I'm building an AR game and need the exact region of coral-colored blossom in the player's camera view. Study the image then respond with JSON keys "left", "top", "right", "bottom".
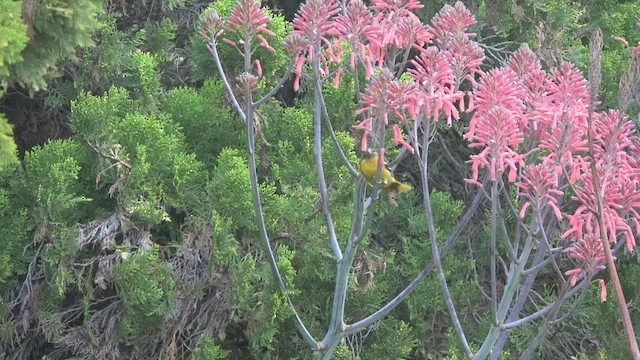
{"left": 517, "top": 165, "right": 563, "bottom": 220}
{"left": 200, "top": 0, "right": 274, "bottom": 82}
{"left": 467, "top": 106, "right": 525, "bottom": 183}
{"left": 352, "top": 1, "right": 479, "bottom": 158}
{"left": 225, "top": 0, "right": 275, "bottom": 53}
{"left": 599, "top": 279, "right": 607, "bottom": 302}
{"left": 356, "top": 70, "right": 394, "bottom": 149}
{"left": 465, "top": 68, "right": 526, "bottom": 184}
{"left": 506, "top": 45, "right": 549, "bottom": 135}
{"left": 428, "top": 1, "right": 476, "bottom": 47}
{"left": 564, "top": 110, "right": 640, "bottom": 252}
{"left": 408, "top": 47, "right": 465, "bottom": 126}
{"left": 391, "top": 124, "right": 414, "bottom": 152}
{"left": 536, "top": 63, "right": 590, "bottom": 176}
{"left": 352, "top": 118, "right": 372, "bottom": 151}
{"left": 288, "top": 0, "right": 341, "bottom": 90}
{"left": 370, "top": 0, "right": 426, "bottom": 55}
{"left": 355, "top": 69, "right": 419, "bottom": 150}
{"left": 443, "top": 33, "right": 485, "bottom": 82}
{"left": 563, "top": 234, "right": 609, "bottom": 286}
{"left": 465, "top": 68, "right": 526, "bottom": 141}
{"left": 564, "top": 268, "right": 582, "bottom": 287}
{"left": 333, "top": 0, "right": 382, "bottom": 75}
{"left": 507, "top": 44, "right": 541, "bottom": 78}
{"left": 611, "top": 35, "right": 629, "bottom": 47}
{"left": 200, "top": 8, "right": 225, "bottom": 42}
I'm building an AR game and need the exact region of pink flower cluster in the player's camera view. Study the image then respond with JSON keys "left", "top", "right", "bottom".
{"left": 286, "top": 0, "right": 342, "bottom": 90}
{"left": 199, "top": 0, "right": 276, "bottom": 83}
{"left": 464, "top": 43, "right": 640, "bottom": 290}
{"left": 465, "top": 67, "right": 526, "bottom": 185}
{"left": 564, "top": 234, "right": 609, "bottom": 301}
{"left": 353, "top": 70, "right": 416, "bottom": 152}
{"left": 465, "top": 46, "right": 593, "bottom": 189}
{"left": 563, "top": 111, "right": 640, "bottom": 252}
{"left": 346, "top": 1, "right": 483, "bottom": 152}
{"left": 517, "top": 164, "right": 563, "bottom": 220}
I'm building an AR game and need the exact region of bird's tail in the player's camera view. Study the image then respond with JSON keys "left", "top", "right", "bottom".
{"left": 386, "top": 180, "right": 412, "bottom": 193}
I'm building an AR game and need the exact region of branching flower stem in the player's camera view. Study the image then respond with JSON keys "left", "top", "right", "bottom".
{"left": 253, "top": 59, "right": 296, "bottom": 106}
{"left": 520, "top": 281, "right": 572, "bottom": 359}
{"left": 490, "top": 181, "right": 499, "bottom": 325}
{"left": 420, "top": 120, "right": 472, "bottom": 358}
{"left": 345, "top": 173, "right": 489, "bottom": 335}
{"left": 207, "top": 29, "right": 318, "bottom": 349}
{"left": 474, "top": 197, "right": 537, "bottom": 359}
{"left": 490, "top": 210, "right": 562, "bottom": 359}
{"left": 489, "top": 180, "right": 567, "bottom": 358}
{"left": 208, "top": 39, "right": 246, "bottom": 122}
{"left": 245, "top": 68, "right": 318, "bottom": 350}
{"left": 319, "top": 90, "right": 358, "bottom": 176}
{"left": 535, "top": 211, "right": 565, "bottom": 280}
{"left": 312, "top": 43, "right": 343, "bottom": 262}
{"left": 317, "top": 176, "right": 376, "bottom": 359}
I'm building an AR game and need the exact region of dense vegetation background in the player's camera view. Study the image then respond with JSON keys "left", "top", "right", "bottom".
{"left": 0, "top": 0, "right": 639, "bottom": 359}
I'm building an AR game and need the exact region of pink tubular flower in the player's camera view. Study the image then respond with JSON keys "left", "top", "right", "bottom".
{"left": 354, "top": 69, "right": 417, "bottom": 150}
{"left": 502, "top": 44, "right": 547, "bottom": 137}
{"left": 352, "top": 118, "right": 372, "bottom": 151}
{"left": 395, "top": 15, "right": 433, "bottom": 52}
{"left": 370, "top": 0, "right": 424, "bottom": 48}
{"left": 428, "top": 1, "right": 477, "bottom": 48}
{"left": 200, "top": 8, "right": 225, "bottom": 43}
{"left": 378, "top": 147, "right": 386, "bottom": 169}
{"left": 423, "top": 2, "right": 483, "bottom": 87}
{"left": 370, "top": 0, "right": 423, "bottom": 12}
{"left": 288, "top": 0, "right": 341, "bottom": 90}
{"left": 563, "top": 234, "right": 608, "bottom": 285}
{"left": 507, "top": 44, "right": 541, "bottom": 78}
{"left": 409, "top": 47, "right": 455, "bottom": 94}
{"left": 357, "top": 69, "right": 395, "bottom": 121}
{"left": 291, "top": 0, "right": 340, "bottom": 41}
{"left": 387, "top": 80, "right": 417, "bottom": 124}
{"left": 569, "top": 174, "right": 634, "bottom": 247}
{"left": 592, "top": 110, "right": 637, "bottom": 166}
{"left": 599, "top": 279, "right": 607, "bottom": 302}
{"left": 355, "top": 70, "right": 394, "bottom": 149}
{"left": 408, "top": 47, "right": 466, "bottom": 126}
{"left": 564, "top": 268, "right": 582, "bottom": 287}
{"left": 443, "top": 33, "right": 485, "bottom": 82}
{"left": 611, "top": 35, "right": 629, "bottom": 47}
{"left": 391, "top": 124, "right": 414, "bottom": 152}
{"left": 333, "top": 0, "right": 382, "bottom": 75}
{"left": 467, "top": 106, "right": 525, "bottom": 183}
{"left": 465, "top": 68, "right": 526, "bottom": 141}
{"left": 363, "top": 0, "right": 431, "bottom": 67}
{"left": 517, "top": 164, "right": 563, "bottom": 220}
{"left": 564, "top": 110, "right": 640, "bottom": 252}
{"left": 537, "top": 63, "right": 590, "bottom": 172}
{"left": 200, "top": 1, "right": 275, "bottom": 82}
{"left": 225, "top": 0, "right": 275, "bottom": 52}
{"left": 464, "top": 67, "right": 527, "bottom": 185}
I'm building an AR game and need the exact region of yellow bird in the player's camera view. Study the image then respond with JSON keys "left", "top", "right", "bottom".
{"left": 359, "top": 150, "right": 412, "bottom": 194}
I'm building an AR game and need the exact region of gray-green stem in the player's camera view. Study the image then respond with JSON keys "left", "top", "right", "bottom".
{"left": 420, "top": 120, "right": 472, "bottom": 357}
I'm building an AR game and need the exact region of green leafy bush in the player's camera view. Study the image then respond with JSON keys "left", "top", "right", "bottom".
{"left": 114, "top": 246, "right": 176, "bottom": 346}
